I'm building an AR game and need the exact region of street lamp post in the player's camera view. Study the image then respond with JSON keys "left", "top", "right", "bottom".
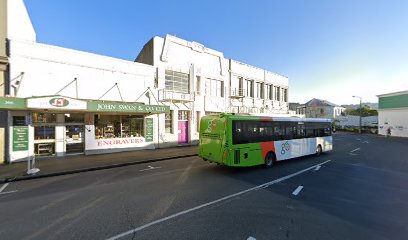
{"left": 352, "top": 95, "right": 362, "bottom": 134}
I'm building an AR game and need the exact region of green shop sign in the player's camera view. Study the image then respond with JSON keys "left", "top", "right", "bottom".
{"left": 145, "top": 118, "right": 154, "bottom": 142}
{"left": 88, "top": 101, "right": 170, "bottom": 113}
{"left": 0, "top": 97, "right": 26, "bottom": 109}
{"left": 13, "top": 126, "right": 29, "bottom": 151}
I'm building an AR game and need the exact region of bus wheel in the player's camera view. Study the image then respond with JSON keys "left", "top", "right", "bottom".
{"left": 265, "top": 152, "right": 275, "bottom": 168}
{"left": 316, "top": 145, "right": 322, "bottom": 156}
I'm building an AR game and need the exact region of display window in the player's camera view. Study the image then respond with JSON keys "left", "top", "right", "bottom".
{"left": 34, "top": 126, "right": 55, "bottom": 140}
{"left": 32, "top": 113, "right": 57, "bottom": 123}
{"left": 94, "top": 115, "right": 144, "bottom": 139}
{"left": 65, "top": 113, "right": 84, "bottom": 123}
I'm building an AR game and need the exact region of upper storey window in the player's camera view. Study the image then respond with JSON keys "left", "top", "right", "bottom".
{"left": 165, "top": 70, "right": 189, "bottom": 94}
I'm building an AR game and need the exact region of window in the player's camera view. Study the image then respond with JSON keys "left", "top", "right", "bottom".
{"left": 273, "top": 86, "right": 280, "bottom": 101}
{"left": 244, "top": 79, "right": 254, "bottom": 97}
{"left": 64, "top": 113, "right": 84, "bottom": 123}
{"left": 121, "top": 116, "right": 144, "bottom": 137}
{"left": 178, "top": 111, "right": 189, "bottom": 120}
{"left": 165, "top": 111, "right": 173, "bottom": 134}
{"left": 165, "top": 70, "right": 189, "bottom": 93}
{"left": 32, "top": 113, "right": 56, "bottom": 123}
{"left": 196, "top": 76, "right": 201, "bottom": 95}
{"left": 34, "top": 126, "right": 55, "bottom": 140}
{"left": 94, "top": 115, "right": 144, "bottom": 139}
{"left": 256, "top": 83, "right": 264, "bottom": 99}
{"left": 283, "top": 89, "right": 288, "bottom": 102}
{"left": 205, "top": 78, "right": 224, "bottom": 97}
{"left": 232, "top": 120, "right": 331, "bottom": 145}
{"left": 266, "top": 84, "right": 273, "bottom": 100}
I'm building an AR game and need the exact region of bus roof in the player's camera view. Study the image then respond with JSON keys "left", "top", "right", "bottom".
{"left": 206, "top": 113, "right": 332, "bottom": 123}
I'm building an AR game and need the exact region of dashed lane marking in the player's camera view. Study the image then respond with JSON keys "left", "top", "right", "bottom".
{"left": 350, "top": 148, "right": 361, "bottom": 153}
{"left": 292, "top": 186, "right": 304, "bottom": 196}
{"left": 0, "top": 190, "right": 18, "bottom": 195}
{"left": 106, "top": 160, "right": 332, "bottom": 240}
{"left": 0, "top": 183, "right": 9, "bottom": 193}
{"left": 247, "top": 237, "right": 256, "bottom": 240}
{"left": 139, "top": 166, "right": 162, "bottom": 172}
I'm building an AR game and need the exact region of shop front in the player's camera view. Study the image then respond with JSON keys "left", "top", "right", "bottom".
{"left": 1, "top": 96, "right": 169, "bottom": 162}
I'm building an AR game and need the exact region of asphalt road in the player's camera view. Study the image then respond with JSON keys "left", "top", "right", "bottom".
{"left": 0, "top": 132, "right": 407, "bottom": 240}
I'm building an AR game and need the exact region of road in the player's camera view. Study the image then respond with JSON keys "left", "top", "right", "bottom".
{"left": 0, "top": 133, "right": 407, "bottom": 240}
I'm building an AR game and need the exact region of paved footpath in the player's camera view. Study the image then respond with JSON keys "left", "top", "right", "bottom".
{"left": 0, "top": 146, "right": 198, "bottom": 182}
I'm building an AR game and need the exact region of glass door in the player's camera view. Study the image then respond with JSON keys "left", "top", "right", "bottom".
{"left": 65, "top": 125, "right": 84, "bottom": 154}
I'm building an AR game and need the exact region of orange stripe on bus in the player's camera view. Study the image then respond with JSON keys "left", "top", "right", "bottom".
{"left": 260, "top": 142, "right": 277, "bottom": 162}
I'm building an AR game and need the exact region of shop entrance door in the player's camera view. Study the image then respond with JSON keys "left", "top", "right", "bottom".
{"left": 65, "top": 125, "right": 85, "bottom": 154}
{"left": 178, "top": 121, "right": 188, "bottom": 144}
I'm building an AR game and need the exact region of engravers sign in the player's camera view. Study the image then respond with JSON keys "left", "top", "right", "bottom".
{"left": 27, "top": 96, "right": 87, "bottom": 110}
{"left": 88, "top": 101, "right": 170, "bottom": 114}
{"left": 145, "top": 118, "right": 154, "bottom": 142}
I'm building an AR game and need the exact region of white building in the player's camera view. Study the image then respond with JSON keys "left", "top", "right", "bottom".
{"left": 296, "top": 98, "right": 345, "bottom": 120}
{"left": 136, "top": 35, "right": 289, "bottom": 147}
{"left": 0, "top": 0, "right": 290, "bottom": 162}
{"left": 377, "top": 90, "right": 408, "bottom": 137}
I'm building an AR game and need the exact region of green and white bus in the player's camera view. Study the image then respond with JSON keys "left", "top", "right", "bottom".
{"left": 199, "top": 113, "right": 332, "bottom": 167}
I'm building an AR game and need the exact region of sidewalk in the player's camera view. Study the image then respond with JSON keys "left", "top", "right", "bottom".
{"left": 0, "top": 146, "right": 198, "bottom": 183}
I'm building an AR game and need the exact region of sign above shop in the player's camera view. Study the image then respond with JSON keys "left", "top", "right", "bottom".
{"left": 27, "top": 96, "right": 87, "bottom": 110}
{"left": 0, "top": 97, "right": 26, "bottom": 109}
{"left": 88, "top": 101, "right": 170, "bottom": 114}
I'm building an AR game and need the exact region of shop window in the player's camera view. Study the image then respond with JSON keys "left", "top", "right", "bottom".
{"left": 94, "top": 115, "right": 144, "bottom": 139}
{"left": 121, "top": 116, "right": 144, "bottom": 137}
{"left": 178, "top": 111, "right": 189, "bottom": 121}
{"left": 165, "top": 111, "right": 173, "bottom": 134}
{"left": 34, "top": 126, "right": 55, "bottom": 140}
{"left": 32, "top": 113, "right": 57, "bottom": 123}
{"left": 64, "top": 113, "right": 84, "bottom": 123}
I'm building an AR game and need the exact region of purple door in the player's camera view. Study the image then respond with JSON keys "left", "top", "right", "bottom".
{"left": 178, "top": 121, "right": 188, "bottom": 144}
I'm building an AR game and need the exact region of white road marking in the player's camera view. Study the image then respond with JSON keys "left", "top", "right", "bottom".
{"left": 356, "top": 138, "right": 361, "bottom": 141}
{"left": 349, "top": 153, "right": 357, "bottom": 156}
{"left": 0, "top": 190, "right": 18, "bottom": 195}
{"left": 292, "top": 186, "right": 304, "bottom": 196}
{"left": 0, "top": 183, "right": 9, "bottom": 193}
{"left": 350, "top": 148, "right": 361, "bottom": 153}
{"left": 363, "top": 141, "right": 369, "bottom": 143}
{"left": 106, "top": 160, "right": 332, "bottom": 240}
{"left": 247, "top": 237, "right": 256, "bottom": 240}
{"left": 314, "top": 165, "right": 321, "bottom": 171}
{"left": 139, "top": 165, "right": 162, "bottom": 172}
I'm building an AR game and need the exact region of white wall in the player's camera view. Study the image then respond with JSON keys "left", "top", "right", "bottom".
{"left": 9, "top": 40, "right": 156, "bottom": 104}
{"left": 378, "top": 108, "right": 408, "bottom": 137}
{"left": 7, "top": 0, "right": 36, "bottom": 42}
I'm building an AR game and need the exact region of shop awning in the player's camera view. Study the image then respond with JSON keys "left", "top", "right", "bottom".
{"left": 0, "top": 96, "right": 170, "bottom": 114}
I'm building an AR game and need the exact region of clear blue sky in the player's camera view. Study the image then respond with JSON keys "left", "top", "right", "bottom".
{"left": 24, "top": 0, "right": 408, "bottom": 105}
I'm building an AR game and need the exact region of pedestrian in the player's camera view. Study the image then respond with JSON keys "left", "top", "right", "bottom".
{"left": 386, "top": 127, "right": 391, "bottom": 137}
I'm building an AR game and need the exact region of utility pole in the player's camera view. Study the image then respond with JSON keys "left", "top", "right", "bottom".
{"left": 352, "top": 95, "right": 362, "bottom": 134}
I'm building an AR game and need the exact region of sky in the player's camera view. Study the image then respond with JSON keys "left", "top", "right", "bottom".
{"left": 24, "top": 0, "right": 408, "bottom": 105}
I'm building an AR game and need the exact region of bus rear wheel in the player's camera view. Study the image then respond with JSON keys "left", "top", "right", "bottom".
{"left": 316, "top": 145, "right": 322, "bottom": 156}
{"left": 265, "top": 152, "right": 275, "bottom": 168}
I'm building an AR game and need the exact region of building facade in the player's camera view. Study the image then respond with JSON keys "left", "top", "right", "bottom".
{"left": 377, "top": 90, "right": 408, "bottom": 137}
{"left": 1, "top": 1, "right": 290, "bottom": 162}
{"left": 296, "top": 98, "right": 345, "bottom": 120}
{"left": 136, "top": 35, "right": 289, "bottom": 147}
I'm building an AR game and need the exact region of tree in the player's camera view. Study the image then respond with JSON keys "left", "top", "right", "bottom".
{"left": 345, "top": 106, "right": 378, "bottom": 117}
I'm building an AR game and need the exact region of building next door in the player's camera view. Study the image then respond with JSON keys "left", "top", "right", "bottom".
{"left": 178, "top": 111, "right": 189, "bottom": 144}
